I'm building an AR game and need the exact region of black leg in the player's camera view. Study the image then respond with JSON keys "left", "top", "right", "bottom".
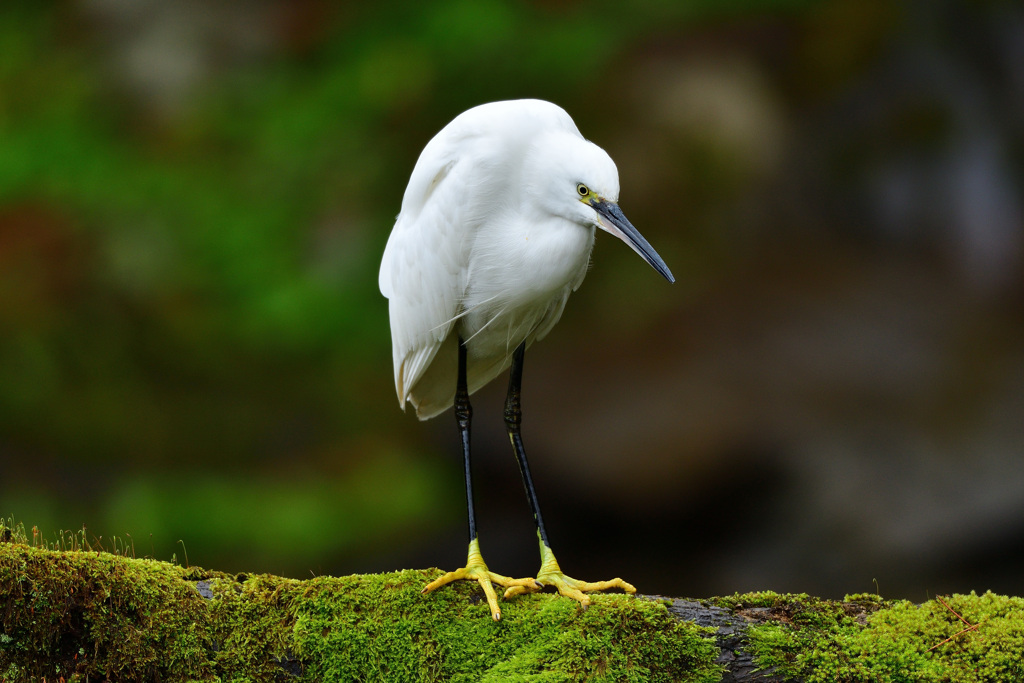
{"left": 428, "top": 339, "right": 632, "bottom": 613}
{"left": 421, "top": 338, "right": 540, "bottom": 620}
{"left": 504, "top": 342, "right": 551, "bottom": 548}
{"left": 454, "top": 337, "right": 478, "bottom": 543}
{"left": 499, "top": 341, "right": 637, "bottom": 603}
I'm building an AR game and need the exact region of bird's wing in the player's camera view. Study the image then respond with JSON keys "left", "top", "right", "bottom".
{"left": 379, "top": 138, "right": 473, "bottom": 409}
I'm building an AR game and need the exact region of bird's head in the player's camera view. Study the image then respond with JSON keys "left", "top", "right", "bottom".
{"left": 528, "top": 132, "right": 675, "bottom": 284}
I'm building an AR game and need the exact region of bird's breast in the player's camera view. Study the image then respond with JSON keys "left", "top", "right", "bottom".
{"left": 458, "top": 218, "right": 594, "bottom": 353}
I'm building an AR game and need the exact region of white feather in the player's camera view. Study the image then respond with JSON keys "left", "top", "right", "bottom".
{"left": 379, "top": 99, "right": 661, "bottom": 420}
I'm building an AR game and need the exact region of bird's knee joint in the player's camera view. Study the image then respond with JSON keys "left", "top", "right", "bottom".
{"left": 503, "top": 406, "right": 521, "bottom": 430}
{"left": 454, "top": 388, "right": 472, "bottom": 419}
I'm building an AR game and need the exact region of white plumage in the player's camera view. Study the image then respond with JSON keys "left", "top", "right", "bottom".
{"left": 379, "top": 99, "right": 672, "bottom": 419}
{"left": 379, "top": 99, "right": 674, "bottom": 619}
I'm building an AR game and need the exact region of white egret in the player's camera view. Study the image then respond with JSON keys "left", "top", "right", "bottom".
{"left": 379, "top": 99, "right": 674, "bottom": 620}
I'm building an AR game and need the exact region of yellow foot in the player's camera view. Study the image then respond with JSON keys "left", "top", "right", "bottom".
{"left": 422, "top": 539, "right": 540, "bottom": 621}
{"left": 503, "top": 539, "right": 636, "bottom": 607}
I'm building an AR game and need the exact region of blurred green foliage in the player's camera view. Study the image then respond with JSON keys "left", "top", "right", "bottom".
{"left": 0, "top": 0, "right": 812, "bottom": 575}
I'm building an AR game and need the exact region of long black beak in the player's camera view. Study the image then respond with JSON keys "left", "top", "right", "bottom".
{"left": 592, "top": 199, "right": 675, "bottom": 283}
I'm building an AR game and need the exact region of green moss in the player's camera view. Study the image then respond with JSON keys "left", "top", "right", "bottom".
{"left": 1, "top": 543, "right": 226, "bottom": 680}
{"left": 0, "top": 541, "right": 720, "bottom": 682}
{"left": 292, "top": 570, "right": 721, "bottom": 682}
{"left": 711, "top": 590, "right": 800, "bottom": 610}
{"left": 740, "top": 591, "right": 1024, "bottom": 682}
{"left": 8, "top": 529, "right": 1023, "bottom": 683}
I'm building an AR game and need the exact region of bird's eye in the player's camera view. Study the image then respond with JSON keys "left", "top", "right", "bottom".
{"left": 576, "top": 183, "right": 589, "bottom": 197}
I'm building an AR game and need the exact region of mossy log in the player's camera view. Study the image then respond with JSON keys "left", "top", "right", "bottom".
{"left": 2, "top": 541, "right": 1023, "bottom": 682}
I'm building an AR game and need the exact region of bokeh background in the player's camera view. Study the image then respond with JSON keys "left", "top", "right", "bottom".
{"left": 2, "top": 0, "right": 1023, "bottom": 601}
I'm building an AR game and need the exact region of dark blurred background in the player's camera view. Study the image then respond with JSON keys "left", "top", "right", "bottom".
{"left": 2, "top": 0, "right": 1023, "bottom": 601}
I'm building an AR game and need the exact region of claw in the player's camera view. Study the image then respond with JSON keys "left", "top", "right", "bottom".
{"left": 422, "top": 539, "right": 537, "bottom": 620}
{"left": 503, "top": 536, "right": 636, "bottom": 607}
